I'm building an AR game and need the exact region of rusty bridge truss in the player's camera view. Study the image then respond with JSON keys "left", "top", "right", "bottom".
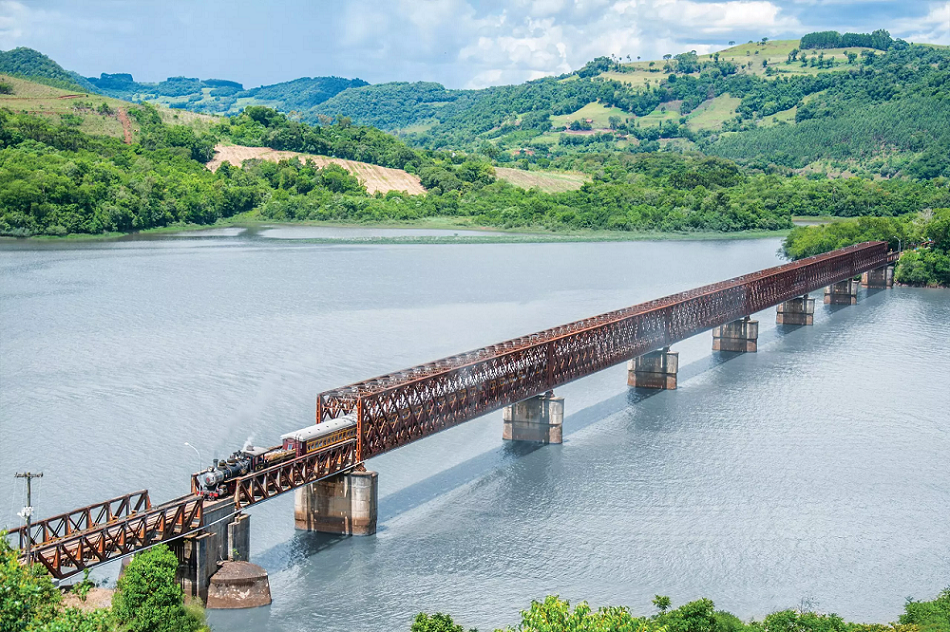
{"left": 318, "top": 241, "right": 894, "bottom": 461}
{"left": 7, "top": 494, "right": 203, "bottom": 579}
{"left": 6, "top": 241, "right": 893, "bottom": 579}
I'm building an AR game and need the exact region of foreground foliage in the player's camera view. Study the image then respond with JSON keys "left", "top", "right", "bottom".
{"left": 782, "top": 209, "right": 950, "bottom": 286}
{"left": 412, "top": 591, "right": 950, "bottom": 632}
{"left": 0, "top": 539, "right": 203, "bottom": 632}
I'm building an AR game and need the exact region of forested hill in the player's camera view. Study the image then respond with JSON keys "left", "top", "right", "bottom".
{"left": 308, "top": 36, "right": 950, "bottom": 180}
{"left": 86, "top": 73, "right": 369, "bottom": 116}
{"left": 0, "top": 47, "right": 96, "bottom": 92}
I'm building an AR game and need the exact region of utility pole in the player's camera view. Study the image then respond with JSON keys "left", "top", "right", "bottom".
{"left": 15, "top": 472, "right": 43, "bottom": 568}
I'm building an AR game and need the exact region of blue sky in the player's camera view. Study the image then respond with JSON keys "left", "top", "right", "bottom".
{"left": 0, "top": 0, "right": 947, "bottom": 89}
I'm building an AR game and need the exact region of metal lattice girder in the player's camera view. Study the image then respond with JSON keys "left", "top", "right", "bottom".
{"left": 233, "top": 441, "right": 357, "bottom": 508}
{"left": 26, "top": 496, "right": 202, "bottom": 580}
{"left": 317, "top": 242, "right": 893, "bottom": 460}
{"left": 4, "top": 490, "right": 151, "bottom": 552}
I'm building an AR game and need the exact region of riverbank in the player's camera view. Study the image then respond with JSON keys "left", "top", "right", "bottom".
{"left": 1, "top": 216, "right": 791, "bottom": 245}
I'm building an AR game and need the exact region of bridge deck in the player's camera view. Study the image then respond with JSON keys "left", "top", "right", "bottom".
{"left": 318, "top": 241, "right": 892, "bottom": 461}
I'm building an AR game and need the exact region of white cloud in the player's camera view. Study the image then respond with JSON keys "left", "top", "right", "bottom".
{"left": 1, "top": 0, "right": 944, "bottom": 91}
{"left": 0, "top": 0, "right": 131, "bottom": 51}
{"left": 893, "top": 1, "right": 950, "bottom": 44}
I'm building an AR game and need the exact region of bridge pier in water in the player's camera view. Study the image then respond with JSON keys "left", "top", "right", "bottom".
{"left": 776, "top": 295, "right": 815, "bottom": 326}
{"left": 176, "top": 500, "right": 267, "bottom": 606}
{"left": 294, "top": 469, "right": 378, "bottom": 535}
{"left": 627, "top": 347, "right": 678, "bottom": 389}
{"left": 862, "top": 264, "right": 894, "bottom": 289}
{"left": 824, "top": 279, "right": 860, "bottom": 304}
{"left": 712, "top": 316, "right": 758, "bottom": 352}
{"left": 502, "top": 391, "right": 564, "bottom": 443}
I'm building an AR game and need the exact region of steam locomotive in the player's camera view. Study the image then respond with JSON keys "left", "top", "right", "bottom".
{"left": 195, "top": 413, "right": 357, "bottom": 499}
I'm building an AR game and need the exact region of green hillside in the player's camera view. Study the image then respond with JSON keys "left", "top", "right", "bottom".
{"left": 306, "top": 31, "right": 949, "bottom": 179}
{"left": 0, "top": 47, "right": 96, "bottom": 92}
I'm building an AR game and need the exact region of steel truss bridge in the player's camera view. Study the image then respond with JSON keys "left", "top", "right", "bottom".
{"left": 5, "top": 241, "right": 895, "bottom": 579}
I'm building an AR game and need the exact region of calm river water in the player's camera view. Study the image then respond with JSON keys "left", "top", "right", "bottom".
{"left": 1, "top": 227, "right": 948, "bottom": 632}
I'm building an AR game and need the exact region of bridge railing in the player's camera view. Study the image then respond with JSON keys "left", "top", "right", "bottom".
{"left": 26, "top": 495, "right": 202, "bottom": 580}
{"left": 232, "top": 440, "right": 357, "bottom": 508}
{"left": 4, "top": 490, "right": 151, "bottom": 553}
{"left": 317, "top": 241, "right": 891, "bottom": 460}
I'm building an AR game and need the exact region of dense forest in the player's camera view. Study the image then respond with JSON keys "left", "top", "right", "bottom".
{"left": 2, "top": 31, "right": 949, "bottom": 240}
{"left": 782, "top": 209, "right": 950, "bottom": 286}
{"left": 410, "top": 590, "right": 950, "bottom": 632}
{"left": 4, "top": 32, "right": 949, "bottom": 177}
{"left": 3, "top": 99, "right": 950, "bottom": 238}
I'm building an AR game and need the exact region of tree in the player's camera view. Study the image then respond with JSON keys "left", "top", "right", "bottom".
{"left": 653, "top": 595, "right": 672, "bottom": 613}
{"left": 788, "top": 48, "right": 799, "bottom": 63}
{"left": 761, "top": 37, "right": 769, "bottom": 44}
{"left": 112, "top": 545, "right": 203, "bottom": 632}
{"left": 411, "top": 613, "right": 473, "bottom": 632}
{"left": 729, "top": 41, "right": 736, "bottom": 46}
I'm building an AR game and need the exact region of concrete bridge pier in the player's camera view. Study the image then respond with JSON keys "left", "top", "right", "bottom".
{"left": 712, "top": 316, "right": 758, "bottom": 352}
{"left": 294, "top": 469, "right": 378, "bottom": 536}
{"left": 824, "top": 279, "right": 860, "bottom": 304}
{"left": 503, "top": 391, "right": 563, "bottom": 443}
{"left": 862, "top": 265, "right": 894, "bottom": 289}
{"left": 627, "top": 347, "right": 678, "bottom": 389}
{"left": 176, "top": 500, "right": 257, "bottom": 604}
{"left": 824, "top": 279, "right": 859, "bottom": 304}
{"left": 776, "top": 295, "right": 815, "bottom": 326}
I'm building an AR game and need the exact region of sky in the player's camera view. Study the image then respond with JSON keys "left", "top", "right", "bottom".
{"left": 0, "top": 0, "right": 947, "bottom": 90}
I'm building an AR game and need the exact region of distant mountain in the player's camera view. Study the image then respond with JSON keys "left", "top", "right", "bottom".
{"left": 0, "top": 47, "right": 97, "bottom": 92}
{"left": 87, "top": 72, "right": 368, "bottom": 116}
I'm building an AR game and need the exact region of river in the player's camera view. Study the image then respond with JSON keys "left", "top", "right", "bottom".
{"left": 1, "top": 227, "right": 948, "bottom": 632}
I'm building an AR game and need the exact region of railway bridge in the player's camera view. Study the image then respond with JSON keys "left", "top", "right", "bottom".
{"left": 5, "top": 241, "right": 897, "bottom": 602}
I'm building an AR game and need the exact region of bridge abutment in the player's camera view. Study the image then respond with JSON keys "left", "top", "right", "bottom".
{"left": 712, "top": 317, "right": 758, "bottom": 352}
{"left": 776, "top": 295, "right": 815, "bottom": 326}
{"left": 177, "top": 501, "right": 253, "bottom": 604}
{"left": 627, "top": 347, "right": 678, "bottom": 389}
{"left": 824, "top": 279, "right": 859, "bottom": 304}
{"left": 502, "top": 392, "right": 563, "bottom": 443}
{"left": 294, "top": 470, "right": 378, "bottom": 535}
{"left": 862, "top": 265, "right": 894, "bottom": 289}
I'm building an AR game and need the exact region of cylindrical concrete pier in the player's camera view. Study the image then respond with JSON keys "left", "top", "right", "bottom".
{"left": 503, "top": 392, "right": 563, "bottom": 443}
{"left": 712, "top": 317, "right": 758, "bottom": 352}
{"left": 627, "top": 347, "right": 678, "bottom": 389}
{"left": 206, "top": 561, "right": 272, "bottom": 609}
{"left": 294, "top": 470, "right": 378, "bottom": 535}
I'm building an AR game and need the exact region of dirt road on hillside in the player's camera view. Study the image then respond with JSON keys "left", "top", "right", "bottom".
{"left": 117, "top": 108, "right": 132, "bottom": 144}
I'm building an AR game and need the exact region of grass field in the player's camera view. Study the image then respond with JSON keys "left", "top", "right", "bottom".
{"left": 602, "top": 39, "right": 882, "bottom": 86}
{"left": 0, "top": 74, "right": 217, "bottom": 140}
{"left": 686, "top": 96, "right": 741, "bottom": 131}
{"left": 550, "top": 102, "right": 629, "bottom": 129}
{"left": 494, "top": 167, "right": 589, "bottom": 193}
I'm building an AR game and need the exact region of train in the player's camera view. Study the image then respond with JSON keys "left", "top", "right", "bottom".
{"left": 195, "top": 413, "right": 357, "bottom": 499}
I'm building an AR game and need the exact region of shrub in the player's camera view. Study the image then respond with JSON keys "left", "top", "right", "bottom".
{"left": 112, "top": 544, "right": 202, "bottom": 632}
